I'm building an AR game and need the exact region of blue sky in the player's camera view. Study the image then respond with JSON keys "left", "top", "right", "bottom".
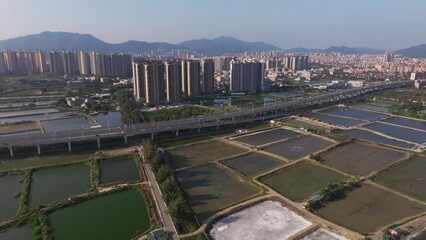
{"left": 0, "top": 0, "right": 425, "bottom": 50}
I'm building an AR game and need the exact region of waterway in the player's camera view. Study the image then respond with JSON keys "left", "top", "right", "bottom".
{"left": 0, "top": 174, "right": 23, "bottom": 221}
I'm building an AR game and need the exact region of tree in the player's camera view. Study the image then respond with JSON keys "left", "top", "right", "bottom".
{"left": 156, "top": 165, "right": 171, "bottom": 184}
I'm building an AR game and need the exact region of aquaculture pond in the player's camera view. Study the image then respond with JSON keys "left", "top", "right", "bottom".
{"left": 49, "top": 189, "right": 151, "bottom": 240}
{"left": 92, "top": 112, "right": 122, "bottom": 127}
{"left": 382, "top": 117, "right": 426, "bottom": 131}
{"left": 0, "top": 225, "right": 33, "bottom": 240}
{"left": 0, "top": 174, "right": 23, "bottom": 221}
{"left": 233, "top": 128, "right": 300, "bottom": 147}
{"left": 99, "top": 157, "right": 140, "bottom": 185}
{"left": 340, "top": 129, "right": 416, "bottom": 149}
{"left": 320, "top": 107, "right": 389, "bottom": 121}
{"left": 307, "top": 113, "right": 365, "bottom": 127}
{"left": 364, "top": 122, "right": 426, "bottom": 144}
{"left": 41, "top": 117, "right": 93, "bottom": 133}
{"left": 222, "top": 153, "right": 283, "bottom": 177}
{"left": 29, "top": 164, "right": 91, "bottom": 207}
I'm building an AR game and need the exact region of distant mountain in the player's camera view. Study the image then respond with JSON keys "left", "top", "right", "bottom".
{"left": 0, "top": 31, "right": 177, "bottom": 53}
{"left": 283, "top": 46, "right": 384, "bottom": 55}
{"left": 394, "top": 44, "right": 426, "bottom": 58}
{"left": 178, "top": 36, "right": 281, "bottom": 55}
{"left": 0, "top": 32, "right": 281, "bottom": 55}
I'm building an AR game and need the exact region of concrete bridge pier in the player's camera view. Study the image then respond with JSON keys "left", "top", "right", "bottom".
{"left": 68, "top": 141, "right": 72, "bottom": 152}
{"left": 124, "top": 136, "right": 128, "bottom": 144}
{"left": 8, "top": 147, "right": 13, "bottom": 157}
{"left": 175, "top": 130, "right": 179, "bottom": 136}
{"left": 97, "top": 138, "right": 101, "bottom": 149}
{"left": 37, "top": 145, "right": 41, "bottom": 155}
{"left": 151, "top": 132, "right": 155, "bottom": 140}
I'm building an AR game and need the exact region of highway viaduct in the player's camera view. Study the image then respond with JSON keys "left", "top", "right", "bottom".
{"left": 0, "top": 81, "right": 412, "bottom": 157}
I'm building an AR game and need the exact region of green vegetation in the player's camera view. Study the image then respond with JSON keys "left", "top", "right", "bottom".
{"left": 114, "top": 89, "right": 142, "bottom": 124}
{"left": 29, "top": 213, "right": 52, "bottom": 240}
{"left": 389, "top": 101, "right": 426, "bottom": 119}
{"left": 144, "top": 105, "right": 221, "bottom": 122}
{"left": 18, "top": 169, "right": 31, "bottom": 214}
{"left": 142, "top": 139, "right": 200, "bottom": 234}
{"left": 89, "top": 160, "right": 100, "bottom": 190}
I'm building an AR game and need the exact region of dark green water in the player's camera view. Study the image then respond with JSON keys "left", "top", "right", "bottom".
{"left": 0, "top": 174, "right": 23, "bottom": 221}
{"left": 49, "top": 189, "right": 151, "bottom": 240}
{"left": 0, "top": 225, "right": 33, "bottom": 240}
{"left": 29, "top": 164, "right": 91, "bottom": 207}
{"left": 99, "top": 158, "right": 140, "bottom": 185}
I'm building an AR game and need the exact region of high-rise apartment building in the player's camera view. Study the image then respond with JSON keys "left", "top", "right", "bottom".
{"left": 164, "top": 60, "right": 182, "bottom": 103}
{"left": 201, "top": 58, "right": 215, "bottom": 94}
{"left": 384, "top": 52, "right": 394, "bottom": 63}
{"left": 181, "top": 60, "right": 201, "bottom": 96}
{"left": 133, "top": 61, "right": 165, "bottom": 106}
{"left": 230, "top": 60, "right": 264, "bottom": 92}
{"left": 284, "top": 56, "right": 309, "bottom": 70}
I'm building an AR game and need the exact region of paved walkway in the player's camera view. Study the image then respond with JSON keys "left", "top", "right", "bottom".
{"left": 136, "top": 146, "right": 178, "bottom": 240}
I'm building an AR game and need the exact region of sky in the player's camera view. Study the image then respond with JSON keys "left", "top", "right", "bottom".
{"left": 0, "top": 0, "right": 425, "bottom": 50}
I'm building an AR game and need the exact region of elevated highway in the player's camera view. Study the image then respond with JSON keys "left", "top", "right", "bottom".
{"left": 0, "top": 81, "right": 412, "bottom": 156}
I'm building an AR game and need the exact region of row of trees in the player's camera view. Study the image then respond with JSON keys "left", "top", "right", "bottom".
{"left": 144, "top": 105, "right": 219, "bottom": 122}
{"left": 114, "top": 89, "right": 142, "bottom": 124}
{"left": 389, "top": 101, "right": 425, "bottom": 119}
{"left": 142, "top": 139, "right": 204, "bottom": 237}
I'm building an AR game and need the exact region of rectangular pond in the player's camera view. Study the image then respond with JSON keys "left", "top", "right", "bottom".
{"left": 233, "top": 128, "right": 300, "bottom": 147}
{"left": 317, "top": 184, "right": 426, "bottom": 234}
{"left": 49, "top": 189, "right": 151, "bottom": 240}
{"left": 92, "top": 112, "right": 122, "bottom": 127}
{"left": 340, "top": 129, "right": 416, "bottom": 149}
{"left": 320, "top": 142, "right": 407, "bottom": 176}
{"left": 41, "top": 116, "right": 93, "bottom": 133}
{"left": 0, "top": 108, "right": 58, "bottom": 118}
{"left": 351, "top": 102, "right": 391, "bottom": 113}
{"left": 306, "top": 113, "right": 365, "bottom": 127}
{"left": 99, "top": 157, "right": 140, "bottom": 185}
{"left": 222, "top": 153, "right": 283, "bottom": 177}
{"left": 168, "top": 140, "right": 246, "bottom": 170}
{"left": 320, "top": 107, "right": 389, "bottom": 121}
{"left": 176, "top": 164, "right": 258, "bottom": 221}
{"left": 264, "top": 136, "right": 334, "bottom": 160}
{"left": 375, "top": 156, "right": 426, "bottom": 202}
{"left": 0, "top": 225, "right": 33, "bottom": 240}
{"left": 382, "top": 117, "right": 426, "bottom": 131}
{"left": 0, "top": 174, "right": 23, "bottom": 221}
{"left": 261, "top": 162, "right": 348, "bottom": 201}
{"left": 364, "top": 122, "right": 426, "bottom": 144}
{"left": 29, "top": 164, "right": 91, "bottom": 207}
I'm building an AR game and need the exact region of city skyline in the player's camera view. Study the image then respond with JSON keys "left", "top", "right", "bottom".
{"left": 1, "top": 0, "right": 426, "bottom": 50}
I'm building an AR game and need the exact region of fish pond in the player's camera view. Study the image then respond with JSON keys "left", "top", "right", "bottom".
{"left": 0, "top": 174, "right": 23, "bottom": 221}
{"left": 48, "top": 189, "right": 151, "bottom": 240}
{"left": 99, "top": 156, "right": 140, "bottom": 185}
{"left": 29, "top": 164, "right": 91, "bottom": 207}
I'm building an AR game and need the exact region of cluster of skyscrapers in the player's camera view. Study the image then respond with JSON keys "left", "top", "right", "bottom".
{"left": 49, "top": 50, "right": 132, "bottom": 78}
{"left": 0, "top": 49, "right": 132, "bottom": 78}
{"left": 283, "top": 56, "right": 309, "bottom": 71}
{"left": 133, "top": 59, "right": 215, "bottom": 106}
{"left": 0, "top": 50, "right": 46, "bottom": 74}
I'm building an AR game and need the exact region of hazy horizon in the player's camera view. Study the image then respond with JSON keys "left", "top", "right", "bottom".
{"left": 1, "top": 0, "right": 425, "bottom": 50}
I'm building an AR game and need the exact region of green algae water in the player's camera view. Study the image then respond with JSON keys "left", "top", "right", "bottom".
{"left": 48, "top": 189, "right": 151, "bottom": 240}
{"left": 29, "top": 164, "right": 91, "bottom": 207}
